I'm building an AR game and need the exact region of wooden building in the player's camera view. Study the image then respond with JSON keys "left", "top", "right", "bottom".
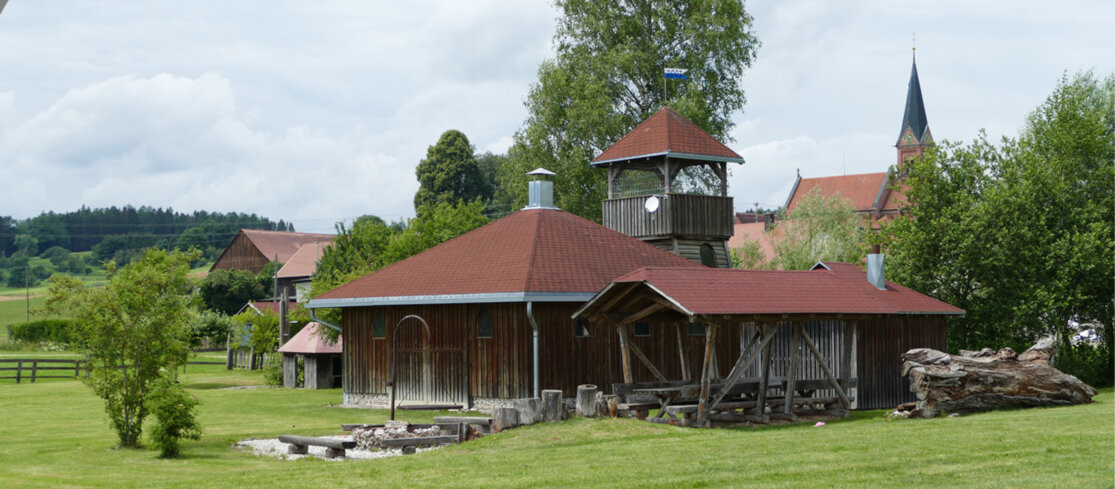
{"left": 277, "top": 322, "right": 342, "bottom": 389}
{"left": 592, "top": 106, "right": 743, "bottom": 268}
{"left": 211, "top": 229, "right": 333, "bottom": 274}
{"left": 308, "top": 195, "right": 703, "bottom": 407}
{"left": 573, "top": 262, "right": 963, "bottom": 415}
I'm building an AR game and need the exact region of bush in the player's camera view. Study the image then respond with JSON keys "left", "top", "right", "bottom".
{"left": 188, "top": 310, "right": 234, "bottom": 348}
{"left": 8, "top": 319, "right": 77, "bottom": 344}
{"left": 146, "top": 375, "right": 202, "bottom": 458}
{"left": 1056, "top": 342, "right": 1113, "bottom": 388}
{"left": 262, "top": 366, "right": 283, "bottom": 386}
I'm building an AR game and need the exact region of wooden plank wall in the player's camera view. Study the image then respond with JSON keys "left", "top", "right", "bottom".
{"left": 857, "top": 316, "right": 948, "bottom": 409}
{"left": 603, "top": 194, "right": 733, "bottom": 239}
{"left": 211, "top": 233, "right": 270, "bottom": 273}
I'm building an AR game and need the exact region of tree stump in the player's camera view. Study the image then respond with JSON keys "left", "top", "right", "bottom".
{"left": 594, "top": 391, "right": 609, "bottom": 417}
{"left": 576, "top": 384, "right": 598, "bottom": 418}
{"left": 541, "top": 389, "right": 565, "bottom": 422}
{"left": 902, "top": 339, "right": 1096, "bottom": 418}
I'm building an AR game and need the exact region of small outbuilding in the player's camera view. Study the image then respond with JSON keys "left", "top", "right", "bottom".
{"left": 277, "top": 322, "right": 343, "bottom": 389}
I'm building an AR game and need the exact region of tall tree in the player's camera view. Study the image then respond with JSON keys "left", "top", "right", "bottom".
{"left": 885, "top": 72, "right": 1113, "bottom": 382}
{"left": 501, "top": 0, "right": 759, "bottom": 219}
{"left": 44, "top": 248, "right": 199, "bottom": 448}
{"left": 414, "top": 130, "right": 490, "bottom": 211}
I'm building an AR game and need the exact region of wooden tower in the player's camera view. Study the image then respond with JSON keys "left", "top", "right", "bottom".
{"left": 592, "top": 107, "right": 744, "bottom": 268}
{"left": 896, "top": 52, "right": 933, "bottom": 168}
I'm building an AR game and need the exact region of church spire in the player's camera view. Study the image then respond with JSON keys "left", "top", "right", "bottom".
{"left": 896, "top": 50, "right": 932, "bottom": 167}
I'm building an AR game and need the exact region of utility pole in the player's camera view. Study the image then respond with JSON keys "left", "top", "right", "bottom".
{"left": 25, "top": 262, "right": 30, "bottom": 322}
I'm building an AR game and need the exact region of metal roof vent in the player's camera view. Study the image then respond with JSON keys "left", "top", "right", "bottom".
{"left": 524, "top": 168, "right": 558, "bottom": 210}
{"left": 867, "top": 253, "right": 886, "bottom": 290}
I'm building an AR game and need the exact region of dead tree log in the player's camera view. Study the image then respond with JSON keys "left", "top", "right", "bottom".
{"left": 902, "top": 340, "right": 1096, "bottom": 418}
{"left": 576, "top": 384, "right": 598, "bottom": 418}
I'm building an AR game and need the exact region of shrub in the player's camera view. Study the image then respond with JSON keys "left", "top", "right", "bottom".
{"left": 262, "top": 366, "right": 283, "bottom": 386}
{"left": 8, "top": 319, "right": 77, "bottom": 344}
{"left": 1056, "top": 342, "right": 1113, "bottom": 388}
{"left": 188, "top": 310, "right": 235, "bottom": 348}
{"left": 146, "top": 375, "right": 202, "bottom": 458}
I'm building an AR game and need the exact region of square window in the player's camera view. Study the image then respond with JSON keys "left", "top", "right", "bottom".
{"left": 575, "top": 319, "right": 591, "bottom": 338}
{"left": 688, "top": 322, "right": 705, "bottom": 336}
{"left": 634, "top": 322, "right": 651, "bottom": 337}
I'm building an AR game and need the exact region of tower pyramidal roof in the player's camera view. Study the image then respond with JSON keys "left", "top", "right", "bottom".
{"left": 897, "top": 54, "right": 930, "bottom": 145}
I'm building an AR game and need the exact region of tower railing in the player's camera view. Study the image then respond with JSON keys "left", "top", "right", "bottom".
{"left": 602, "top": 194, "right": 734, "bottom": 240}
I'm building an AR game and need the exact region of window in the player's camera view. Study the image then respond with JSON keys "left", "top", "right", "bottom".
{"left": 688, "top": 322, "right": 705, "bottom": 336}
{"left": 699, "top": 243, "right": 717, "bottom": 268}
{"left": 634, "top": 322, "right": 651, "bottom": 337}
{"left": 372, "top": 311, "right": 385, "bottom": 338}
{"left": 477, "top": 306, "right": 494, "bottom": 338}
{"left": 575, "top": 319, "right": 591, "bottom": 338}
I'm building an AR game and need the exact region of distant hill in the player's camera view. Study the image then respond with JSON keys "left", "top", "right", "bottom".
{"left": 0, "top": 206, "right": 293, "bottom": 261}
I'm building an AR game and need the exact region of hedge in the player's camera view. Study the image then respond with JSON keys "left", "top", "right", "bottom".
{"left": 8, "top": 318, "right": 78, "bottom": 344}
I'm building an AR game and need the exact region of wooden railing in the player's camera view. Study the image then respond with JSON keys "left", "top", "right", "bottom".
{"left": 0, "top": 357, "right": 228, "bottom": 383}
{"left": 602, "top": 193, "right": 733, "bottom": 239}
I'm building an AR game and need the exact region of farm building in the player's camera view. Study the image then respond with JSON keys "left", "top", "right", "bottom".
{"left": 308, "top": 106, "right": 958, "bottom": 412}
{"left": 211, "top": 229, "right": 333, "bottom": 274}
{"left": 277, "top": 322, "right": 342, "bottom": 389}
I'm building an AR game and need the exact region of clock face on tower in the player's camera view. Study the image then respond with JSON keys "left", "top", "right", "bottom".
{"left": 903, "top": 133, "right": 915, "bottom": 144}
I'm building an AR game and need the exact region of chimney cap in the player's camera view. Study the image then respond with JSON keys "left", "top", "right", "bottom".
{"left": 527, "top": 168, "right": 556, "bottom": 177}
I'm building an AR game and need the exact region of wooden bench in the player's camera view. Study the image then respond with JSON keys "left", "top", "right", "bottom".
{"left": 277, "top": 435, "right": 356, "bottom": 459}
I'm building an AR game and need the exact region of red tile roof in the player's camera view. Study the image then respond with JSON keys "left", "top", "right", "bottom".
{"left": 602, "top": 264, "right": 962, "bottom": 316}
{"left": 276, "top": 242, "right": 331, "bottom": 279}
{"left": 277, "top": 322, "right": 342, "bottom": 354}
{"left": 786, "top": 172, "right": 889, "bottom": 212}
{"left": 241, "top": 229, "right": 334, "bottom": 264}
{"left": 592, "top": 106, "right": 744, "bottom": 165}
{"left": 313, "top": 209, "right": 702, "bottom": 304}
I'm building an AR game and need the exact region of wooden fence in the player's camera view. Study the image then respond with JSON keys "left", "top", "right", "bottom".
{"left": 0, "top": 357, "right": 227, "bottom": 384}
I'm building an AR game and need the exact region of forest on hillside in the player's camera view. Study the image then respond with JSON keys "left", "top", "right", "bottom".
{"left": 0, "top": 206, "right": 291, "bottom": 272}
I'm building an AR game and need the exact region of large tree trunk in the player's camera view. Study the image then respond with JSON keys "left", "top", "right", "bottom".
{"left": 902, "top": 339, "right": 1096, "bottom": 418}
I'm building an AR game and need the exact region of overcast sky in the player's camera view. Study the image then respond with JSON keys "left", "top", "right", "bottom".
{"left": 1, "top": 1, "right": 1111, "bottom": 233}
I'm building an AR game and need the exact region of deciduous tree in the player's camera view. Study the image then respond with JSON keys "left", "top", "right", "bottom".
{"left": 44, "top": 248, "right": 199, "bottom": 448}
{"left": 501, "top": 0, "right": 759, "bottom": 219}
{"left": 414, "top": 130, "right": 490, "bottom": 211}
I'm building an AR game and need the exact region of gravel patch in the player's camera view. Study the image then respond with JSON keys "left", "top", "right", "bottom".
{"left": 235, "top": 436, "right": 442, "bottom": 461}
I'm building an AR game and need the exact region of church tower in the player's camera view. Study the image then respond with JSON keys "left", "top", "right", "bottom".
{"left": 592, "top": 107, "right": 743, "bottom": 268}
{"left": 895, "top": 52, "right": 932, "bottom": 168}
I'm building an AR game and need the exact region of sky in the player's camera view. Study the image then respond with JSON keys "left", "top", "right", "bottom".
{"left": 0, "top": 1, "right": 1111, "bottom": 234}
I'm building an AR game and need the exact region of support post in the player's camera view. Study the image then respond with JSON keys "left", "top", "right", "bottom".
{"left": 617, "top": 325, "right": 634, "bottom": 383}
{"left": 841, "top": 321, "right": 857, "bottom": 402}
{"left": 676, "top": 324, "right": 690, "bottom": 381}
{"left": 696, "top": 323, "right": 718, "bottom": 426}
{"left": 783, "top": 323, "right": 803, "bottom": 417}
{"left": 707, "top": 328, "right": 767, "bottom": 410}
{"left": 626, "top": 338, "right": 668, "bottom": 383}
{"left": 755, "top": 325, "right": 774, "bottom": 421}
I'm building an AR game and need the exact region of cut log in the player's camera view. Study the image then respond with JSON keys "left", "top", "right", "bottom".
{"left": 493, "top": 407, "right": 520, "bottom": 432}
{"left": 594, "top": 392, "right": 608, "bottom": 418}
{"left": 901, "top": 341, "right": 1097, "bottom": 418}
{"left": 513, "top": 398, "right": 542, "bottom": 425}
{"left": 541, "top": 389, "right": 565, "bottom": 422}
{"left": 576, "top": 384, "right": 598, "bottom": 418}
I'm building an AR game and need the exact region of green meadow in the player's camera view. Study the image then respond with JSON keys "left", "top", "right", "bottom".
{"left": 0, "top": 363, "right": 1110, "bottom": 488}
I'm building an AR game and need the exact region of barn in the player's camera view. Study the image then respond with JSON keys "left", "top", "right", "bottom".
{"left": 211, "top": 229, "right": 333, "bottom": 274}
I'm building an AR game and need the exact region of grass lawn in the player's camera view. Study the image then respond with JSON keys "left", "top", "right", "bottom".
{"left": 0, "top": 365, "right": 1110, "bottom": 488}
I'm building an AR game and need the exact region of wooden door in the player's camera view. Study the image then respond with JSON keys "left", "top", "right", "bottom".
{"left": 394, "top": 316, "right": 466, "bottom": 405}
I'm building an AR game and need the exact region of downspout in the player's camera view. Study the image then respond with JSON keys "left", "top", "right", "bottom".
{"left": 307, "top": 306, "right": 343, "bottom": 333}
{"left": 526, "top": 301, "right": 540, "bottom": 399}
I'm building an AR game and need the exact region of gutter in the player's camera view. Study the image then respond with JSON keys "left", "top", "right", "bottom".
{"left": 307, "top": 306, "right": 343, "bottom": 333}
{"left": 526, "top": 301, "right": 540, "bottom": 399}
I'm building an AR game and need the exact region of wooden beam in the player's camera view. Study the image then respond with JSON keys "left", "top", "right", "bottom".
{"left": 618, "top": 302, "right": 666, "bottom": 326}
{"left": 783, "top": 323, "right": 803, "bottom": 417}
{"left": 695, "top": 323, "right": 719, "bottom": 426}
{"left": 799, "top": 327, "right": 851, "bottom": 409}
{"left": 707, "top": 328, "right": 768, "bottom": 410}
{"left": 626, "top": 338, "right": 668, "bottom": 383}
{"left": 594, "top": 283, "right": 642, "bottom": 317}
{"left": 616, "top": 324, "right": 633, "bottom": 383}
{"left": 755, "top": 325, "right": 775, "bottom": 421}
{"left": 676, "top": 325, "right": 690, "bottom": 381}
{"left": 841, "top": 321, "right": 857, "bottom": 400}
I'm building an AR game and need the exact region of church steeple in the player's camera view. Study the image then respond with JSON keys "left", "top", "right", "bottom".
{"left": 896, "top": 51, "right": 932, "bottom": 167}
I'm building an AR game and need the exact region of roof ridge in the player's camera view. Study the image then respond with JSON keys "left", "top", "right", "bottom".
{"left": 522, "top": 210, "right": 544, "bottom": 292}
